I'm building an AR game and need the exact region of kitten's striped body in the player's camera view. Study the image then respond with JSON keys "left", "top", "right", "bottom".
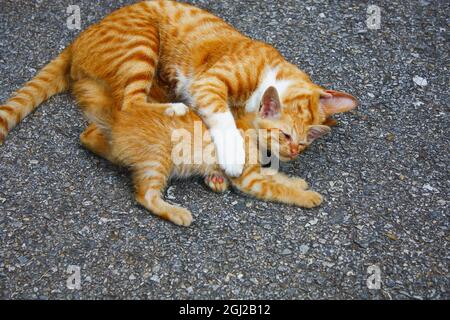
{"left": 78, "top": 81, "right": 322, "bottom": 226}
{"left": 0, "top": 0, "right": 357, "bottom": 177}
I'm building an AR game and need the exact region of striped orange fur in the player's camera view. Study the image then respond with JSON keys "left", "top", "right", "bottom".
{"left": 0, "top": 0, "right": 357, "bottom": 179}
{"left": 77, "top": 79, "right": 323, "bottom": 226}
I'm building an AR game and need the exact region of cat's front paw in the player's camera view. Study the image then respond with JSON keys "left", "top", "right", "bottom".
{"left": 292, "top": 177, "right": 309, "bottom": 190}
{"left": 165, "top": 103, "right": 189, "bottom": 117}
{"left": 167, "top": 206, "right": 193, "bottom": 227}
{"left": 210, "top": 128, "right": 245, "bottom": 178}
{"left": 204, "top": 174, "right": 229, "bottom": 193}
{"left": 297, "top": 190, "right": 323, "bottom": 208}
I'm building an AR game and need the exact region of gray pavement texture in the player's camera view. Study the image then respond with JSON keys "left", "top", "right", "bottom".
{"left": 0, "top": 0, "right": 448, "bottom": 299}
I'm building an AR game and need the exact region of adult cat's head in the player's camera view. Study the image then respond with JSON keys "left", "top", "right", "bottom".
{"left": 253, "top": 85, "right": 358, "bottom": 162}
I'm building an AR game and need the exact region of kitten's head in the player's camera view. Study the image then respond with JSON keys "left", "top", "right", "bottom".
{"left": 253, "top": 86, "right": 358, "bottom": 161}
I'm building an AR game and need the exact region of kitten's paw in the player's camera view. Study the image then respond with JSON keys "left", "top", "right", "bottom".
{"left": 167, "top": 207, "right": 193, "bottom": 227}
{"left": 165, "top": 103, "right": 189, "bottom": 117}
{"left": 210, "top": 128, "right": 245, "bottom": 177}
{"left": 297, "top": 190, "right": 323, "bottom": 208}
{"left": 205, "top": 174, "right": 229, "bottom": 193}
{"left": 293, "top": 178, "right": 309, "bottom": 190}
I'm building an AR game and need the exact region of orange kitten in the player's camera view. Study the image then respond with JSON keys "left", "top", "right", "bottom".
{"left": 0, "top": 0, "right": 357, "bottom": 179}
{"left": 78, "top": 79, "right": 325, "bottom": 226}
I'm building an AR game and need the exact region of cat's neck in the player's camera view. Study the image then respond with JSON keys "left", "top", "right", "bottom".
{"left": 235, "top": 112, "right": 258, "bottom": 131}
{"left": 245, "top": 65, "right": 292, "bottom": 113}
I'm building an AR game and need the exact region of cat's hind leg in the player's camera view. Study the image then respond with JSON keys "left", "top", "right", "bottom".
{"left": 80, "top": 123, "right": 116, "bottom": 163}
{"left": 72, "top": 17, "right": 161, "bottom": 111}
{"left": 73, "top": 78, "right": 116, "bottom": 161}
{"left": 133, "top": 158, "right": 193, "bottom": 227}
{"left": 72, "top": 77, "right": 114, "bottom": 127}
{"left": 73, "top": 73, "right": 189, "bottom": 121}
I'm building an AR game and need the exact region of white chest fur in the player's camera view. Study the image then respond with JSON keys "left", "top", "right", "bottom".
{"left": 175, "top": 67, "right": 292, "bottom": 114}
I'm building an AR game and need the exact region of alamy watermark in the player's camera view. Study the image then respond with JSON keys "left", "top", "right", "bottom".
{"left": 366, "top": 5, "right": 381, "bottom": 30}
{"left": 366, "top": 264, "right": 381, "bottom": 289}
{"left": 170, "top": 122, "right": 282, "bottom": 173}
{"left": 66, "top": 265, "right": 81, "bottom": 290}
{"left": 67, "top": 5, "right": 81, "bottom": 30}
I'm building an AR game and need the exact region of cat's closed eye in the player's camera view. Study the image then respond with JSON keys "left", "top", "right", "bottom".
{"left": 281, "top": 131, "right": 291, "bottom": 141}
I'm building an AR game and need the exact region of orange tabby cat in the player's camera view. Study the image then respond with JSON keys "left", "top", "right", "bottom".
{"left": 77, "top": 77, "right": 324, "bottom": 226}
{"left": 0, "top": 0, "right": 357, "bottom": 178}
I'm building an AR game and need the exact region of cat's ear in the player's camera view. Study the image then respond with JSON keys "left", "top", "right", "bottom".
{"left": 320, "top": 90, "right": 358, "bottom": 116}
{"left": 307, "top": 125, "right": 331, "bottom": 144}
{"left": 260, "top": 86, "right": 281, "bottom": 118}
{"left": 323, "top": 117, "right": 338, "bottom": 127}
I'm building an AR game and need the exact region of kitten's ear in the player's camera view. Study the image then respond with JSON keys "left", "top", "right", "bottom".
{"left": 260, "top": 86, "right": 281, "bottom": 118}
{"left": 323, "top": 117, "right": 338, "bottom": 127}
{"left": 307, "top": 125, "right": 331, "bottom": 144}
{"left": 320, "top": 90, "right": 358, "bottom": 116}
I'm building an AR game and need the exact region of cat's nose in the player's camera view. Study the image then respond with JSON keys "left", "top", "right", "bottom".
{"left": 290, "top": 145, "right": 299, "bottom": 157}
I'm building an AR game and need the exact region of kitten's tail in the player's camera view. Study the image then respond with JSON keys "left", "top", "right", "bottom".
{"left": 0, "top": 48, "right": 72, "bottom": 144}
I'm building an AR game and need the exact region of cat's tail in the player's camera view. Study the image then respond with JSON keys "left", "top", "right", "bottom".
{"left": 0, "top": 48, "right": 72, "bottom": 144}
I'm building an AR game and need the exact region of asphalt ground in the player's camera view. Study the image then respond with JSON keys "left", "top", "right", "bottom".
{"left": 0, "top": 0, "right": 448, "bottom": 299}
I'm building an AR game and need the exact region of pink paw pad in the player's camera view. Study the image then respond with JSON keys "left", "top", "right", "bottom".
{"left": 205, "top": 174, "right": 229, "bottom": 193}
